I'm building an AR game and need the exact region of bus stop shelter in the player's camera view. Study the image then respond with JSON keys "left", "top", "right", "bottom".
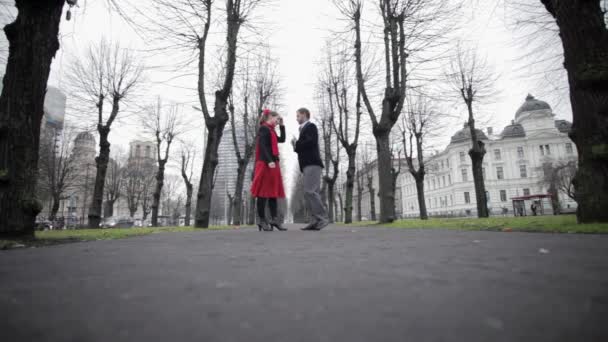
{"left": 511, "top": 194, "right": 554, "bottom": 216}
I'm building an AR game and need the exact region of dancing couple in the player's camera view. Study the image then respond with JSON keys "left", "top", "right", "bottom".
{"left": 250, "top": 108, "right": 329, "bottom": 232}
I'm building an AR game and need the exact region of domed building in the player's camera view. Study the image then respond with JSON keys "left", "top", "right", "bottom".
{"left": 387, "top": 94, "right": 578, "bottom": 218}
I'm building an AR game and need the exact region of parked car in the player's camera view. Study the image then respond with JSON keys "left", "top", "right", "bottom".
{"left": 35, "top": 220, "right": 53, "bottom": 231}
{"left": 100, "top": 217, "right": 134, "bottom": 228}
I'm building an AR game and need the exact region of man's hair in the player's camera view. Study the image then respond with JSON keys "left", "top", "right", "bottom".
{"left": 297, "top": 107, "right": 311, "bottom": 119}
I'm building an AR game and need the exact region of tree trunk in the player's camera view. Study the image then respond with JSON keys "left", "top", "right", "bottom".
{"left": 541, "top": 0, "right": 608, "bottom": 223}
{"left": 327, "top": 181, "right": 335, "bottom": 223}
{"left": 367, "top": 176, "right": 376, "bottom": 221}
{"left": 49, "top": 194, "right": 61, "bottom": 222}
{"left": 469, "top": 145, "right": 488, "bottom": 218}
{"left": 414, "top": 176, "right": 428, "bottom": 220}
{"left": 128, "top": 200, "right": 138, "bottom": 218}
{"left": 104, "top": 199, "right": 115, "bottom": 218}
{"left": 151, "top": 161, "right": 166, "bottom": 227}
{"left": 88, "top": 127, "right": 111, "bottom": 228}
{"left": 196, "top": 115, "right": 228, "bottom": 227}
{"left": 375, "top": 132, "right": 395, "bottom": 222}
{"left": 184, "top": 185, "right": 193, "bottom": 226}
{"left": 0, "top": 0, "right": 65, "bottom": 238}
{"left": 356, "top": 178, "right": 363, "bottom": 222}
{"left": 232, "top": 159, "right": 248, "bottom": 225}
{"left": 344, "top": 151, "right": 356, "bottom": 224}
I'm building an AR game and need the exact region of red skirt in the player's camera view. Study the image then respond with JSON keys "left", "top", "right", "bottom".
{"left": 250, "top": 160, "right": 285, "bottom": 198}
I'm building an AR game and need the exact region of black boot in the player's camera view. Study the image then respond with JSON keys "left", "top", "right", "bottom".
{"left": 270, "top": 218, "right": 287, "bottom": 231}
{"left": 257, "top": 218, "right": 272, "bottom": 231}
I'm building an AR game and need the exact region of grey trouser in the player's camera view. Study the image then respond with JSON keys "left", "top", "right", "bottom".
{"left": 303, "top": 165, "right": 327, "bottom": 224}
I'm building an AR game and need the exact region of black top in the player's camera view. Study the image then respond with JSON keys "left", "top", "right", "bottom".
{"left": 295, "top": 122, "right": 324, "bottom": 171}
{"left": 258, "top": 125, "right": 285, "bottom": 163}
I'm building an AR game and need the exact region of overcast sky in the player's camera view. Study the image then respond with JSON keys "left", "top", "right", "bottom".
{"left": 2, "top": 0, "right": 572, "bottom": 195}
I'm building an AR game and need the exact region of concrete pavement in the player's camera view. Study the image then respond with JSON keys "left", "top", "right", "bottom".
{"left": 1, "top": 225, "right": 607, "bottom": 341}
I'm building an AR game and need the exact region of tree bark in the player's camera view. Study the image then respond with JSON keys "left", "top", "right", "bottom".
{"left": 356, "top": 172, "right": 363, "bottom": 222}
{"left": 344, "top": 150, "right": 356, "bottom": 224}
{"left": 50, "top": 194, "right": 61, "bottom": 222}
{"left": 0, "top": 0, "right": 65, "bottom": 237}
{"left": 367, "top": 175, "right": 376, "bottom": 221}
{"left": 541, "top": 0, "right": 608, "bottom": 223}
{"left": 375, "top": 132, "right": 395, "bottom": 222}
{"left": 184, "top": 185, "right": 193, "bottom": 226}
{"left": 414, "top": 176, "right": 428, "bottom": 220}
{"left": 88, "top": 126, "right": 111, "bottom": 228}
{"left": 151, "top": 160, "right": 166, "bottom": 227}
{"left": 104, "top": 199, "right": 115, "bottom": 218}
{"left": 466, "top": 101, "right": 488, "bottom": 217}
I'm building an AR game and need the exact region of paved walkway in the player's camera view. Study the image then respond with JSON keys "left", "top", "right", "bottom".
{"left": 1, "top": 225, "right": 607, "bottom": 341}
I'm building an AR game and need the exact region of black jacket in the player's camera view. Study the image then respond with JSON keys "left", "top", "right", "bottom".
{"left": 295, "top": 122, "right": 324, "bottom": 171}
{"left": 258, "top": 125, "right": 285, "bottom": 163}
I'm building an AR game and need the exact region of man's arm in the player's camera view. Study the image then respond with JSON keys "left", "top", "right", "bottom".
{"left": 295, "top": 124, "right": 318, "bottom": 153}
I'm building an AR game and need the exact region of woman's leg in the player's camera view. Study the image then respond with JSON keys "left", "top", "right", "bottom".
{"left": 268, "top": 198, "right": 286, "bottom": 231}
{"left": 256, "top": 197, "right": 269, "bottom": 231}
{"left": 257, "top": 197, "right": 267, "bottom": 221}
{"left": 268, "top": 198, "right": 278, "bottom": 219}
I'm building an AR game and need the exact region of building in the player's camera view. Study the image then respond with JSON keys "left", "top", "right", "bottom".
{"left": 356, "top": 94, "right": 578, "bottom": 219}
{"left": 62, "top": 131, "right": 97, "bottom": 226}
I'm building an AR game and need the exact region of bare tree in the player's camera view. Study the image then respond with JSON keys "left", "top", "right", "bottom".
{"left": 66, "top": 39, "right": 143, "bottom": 227}
{"left": 389, "top": 143, "right": 402, "bottom": 217}
{"left": 361, "top": 143, "right": 377, "bottom": 221}
{"left": 446, "top": 45, "right": 496, "bottom": 218}
{"left": 355, "top": 156, "right": 364, "bottom": 221}
{"left": 0, "top": 0, "right": 71, "bottom": 237}
{"left": 323, "top": 48, "right": 362, "bottom": 224}
{"left": 145, "top": 0, "right": 262, "bottom": 228}
{"left": 228, "top": 51, "right": 280, "bottom": 225}
{"left": 37, "top": 126, "right": 78, "bottom": 222}
{"left": 144, "top": 99, "right": 183, "bottom": 227}
{"left": 336, "top": 0, "right": 454, "bottom": 223}
{"left": 400, "top": 94, "right": 442, "bottom": 220}
{"left": 540, "top": 160, "right": 577, "bottom": 214}
{"left": 103, "top": 152, "right": 125, "bottom": 218}
{"left": 320, "top": 112, "right": 340, "bottom": 223}
{"left": 538, "top": 0, "right": 608, "bottom": 223}
{"left": 180, "top": 143, "right": 196, "bottom": 226}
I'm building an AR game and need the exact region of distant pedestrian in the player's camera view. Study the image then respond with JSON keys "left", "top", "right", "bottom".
{"left": 250, "top": 109, "right": 287, "bottom": 232}
{"left": 531, "top": 203, "right": 537, "bottom": 216}
{"left": 291, "top": 107, "right": 329, "bottom": 231}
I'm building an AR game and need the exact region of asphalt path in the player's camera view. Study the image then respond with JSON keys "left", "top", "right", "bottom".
{"left": 1, "top": 225, "right": 607, "bottom": 342}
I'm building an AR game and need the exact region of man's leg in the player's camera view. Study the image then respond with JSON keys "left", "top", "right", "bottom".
{"left": 303, "top": 165, "right": 328, "bottom": 229}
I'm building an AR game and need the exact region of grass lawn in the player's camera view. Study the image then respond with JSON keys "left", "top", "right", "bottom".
{"left": 349, "top": 215, "right": 608, "bottom": 234}
{"left": 1, "top": 225, "right": 240, "bottom": 250}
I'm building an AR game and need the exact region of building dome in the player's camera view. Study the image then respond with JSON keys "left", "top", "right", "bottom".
{"left": 554, "top": 119, "right": 572, "bottom": 133}
{"left": 75, "top": 131, "right": 95, "bottom": 143}
{"left": 516, "top": 94, "right": 551, "bottom": 119}
{"left": 450, "top": 122, "right": 488, "bottom": 144}
{"left": 501, "top": 120, "right": 526, "bottom": 138}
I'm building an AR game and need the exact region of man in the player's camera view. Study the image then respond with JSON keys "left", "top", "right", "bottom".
{"left": 292, "top": 107, "right": 329, "bottom": 231}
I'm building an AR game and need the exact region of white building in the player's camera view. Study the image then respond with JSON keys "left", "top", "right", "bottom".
{"left": 357, "top": 94, "right": 578, "bottom": 219}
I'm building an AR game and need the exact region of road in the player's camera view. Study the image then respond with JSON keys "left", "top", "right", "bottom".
{"left": 1, "top": 225, "right": 607, "bottom": 342}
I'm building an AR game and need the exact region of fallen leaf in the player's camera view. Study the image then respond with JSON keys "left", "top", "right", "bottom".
{"left": 539, "top": 248, "right": 550, "bottom": 254}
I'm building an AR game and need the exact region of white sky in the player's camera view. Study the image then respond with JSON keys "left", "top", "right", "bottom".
{"left": 3, "top": 0, "right": 572, "bottom": 195}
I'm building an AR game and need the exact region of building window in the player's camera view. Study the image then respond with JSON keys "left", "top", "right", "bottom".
{"left": 494, "top": 149, "right": 501, "bottom": 161}
{"left": 539, "top": 145, "right": 544, "bottom": 156}
{"left": 442, "top": 176, "right": 446, "bottom": 187}
{"left": 448, "top": 174, "right": 452, "bottom": 184}
{"left": 496, "top": 166, "right": 504, "bottom": 180}
{"left": 136, "top": 145, "right": 141, "bottom": 157}
{"left": 519, "top": 164, "right": 527, "bottom": 178}
{"left": 566, "top": 143, "right": 573, "bottom": 154}
{"left": 461, "top": 168, "right": 468, "bottom": 182}
{"left": 145, "top": 146, "right": 151, "bottom": 158}
{"left": 500, "top": 190, "right": 507, "bottom": 202}
{"left": 523, "top": 188, "right": 530, "bottom": 196}
{"left": 460, "top": 151, "right": 466, "bottom": 163}
{"left": 432, "top": 179, "right": 436, "bottom": 189}
{"left": 482, "top": 167, "right": 486, "bottom": 179}
{"left": 545, "top": 144, "right": 551, "bottom": 155}
{"left": 464, "top": 192, "right": 471, "bottom": 204}
{"left": 517, "top": 146, "right": 524, "bottom": 159}
{"left": 446, "top": 159, "right": 450, "bottom": 168}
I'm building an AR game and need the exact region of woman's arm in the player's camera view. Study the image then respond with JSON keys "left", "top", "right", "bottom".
{"left": 278, "top": 125, "right": 286, "bottom": 143}
{"left": 258, "top": 126, "right": 274, "bottom": 163}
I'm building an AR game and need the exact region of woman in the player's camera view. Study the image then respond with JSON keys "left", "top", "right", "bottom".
{"left": 250, "top": 109, "right": 287, "bottom": 231}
